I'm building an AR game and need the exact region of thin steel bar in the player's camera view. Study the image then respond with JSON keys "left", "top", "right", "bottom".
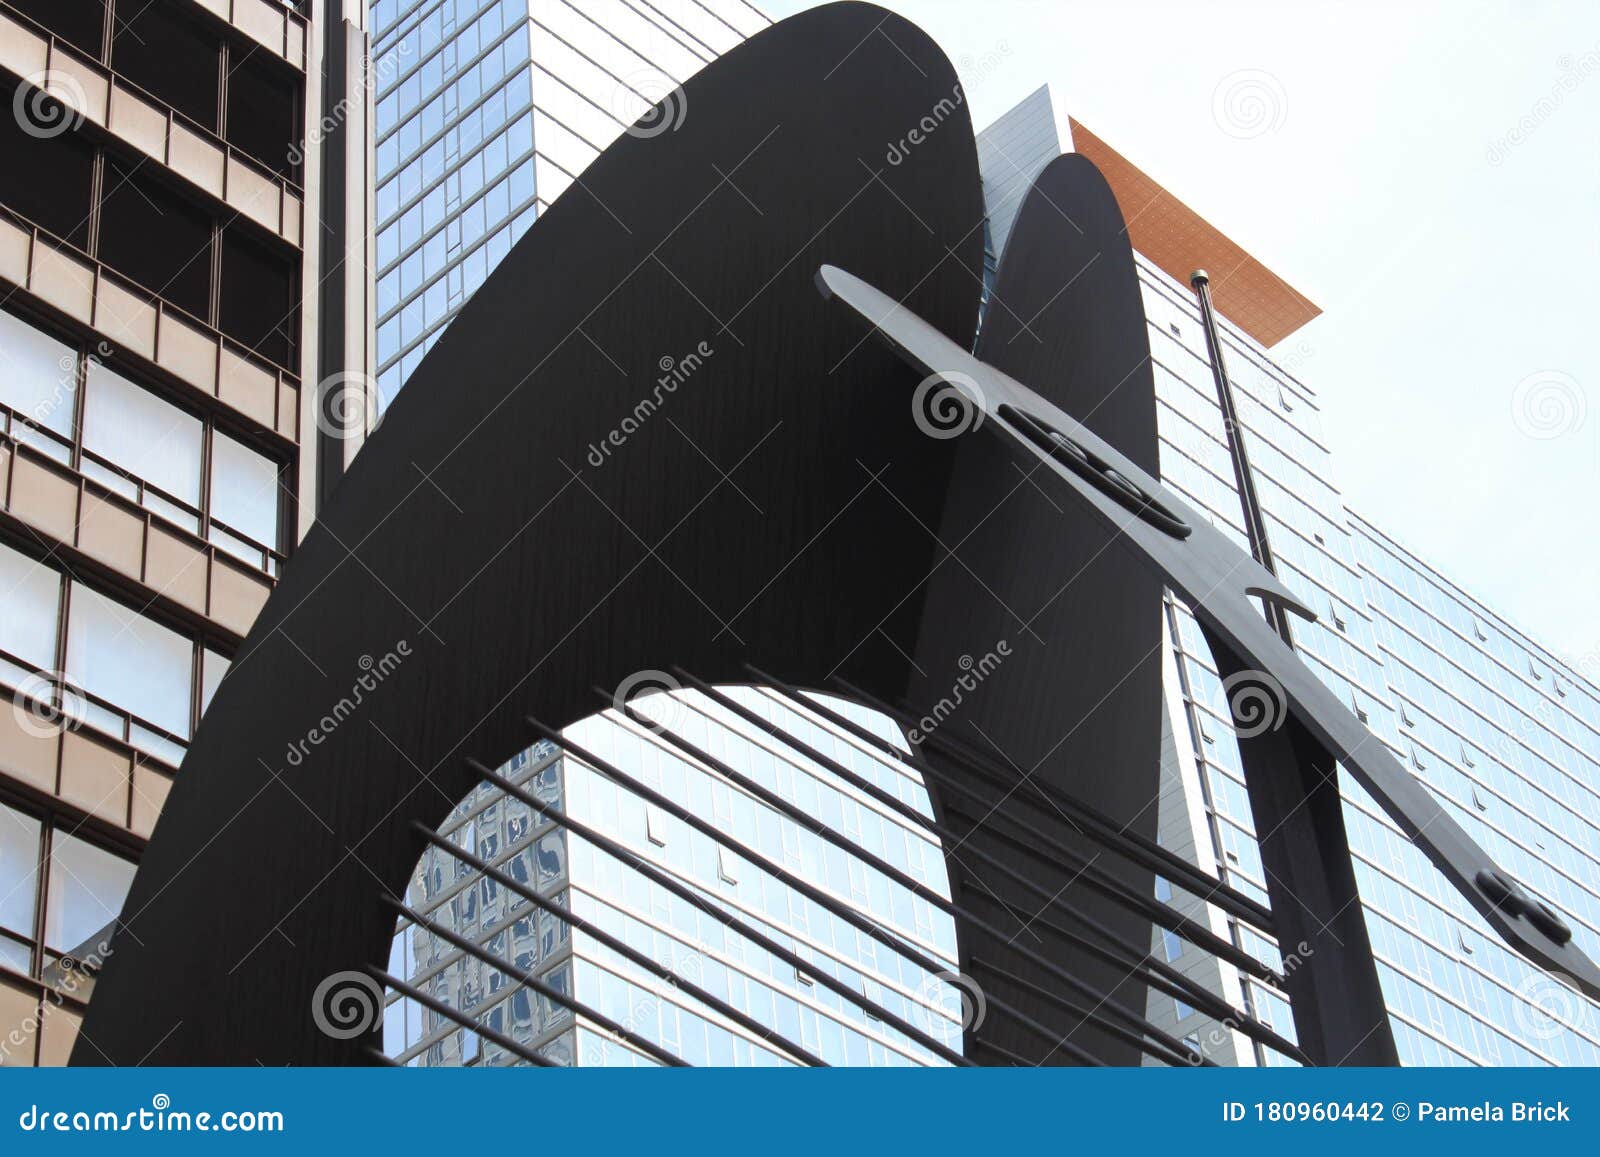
{"left": 604, "top": 698, "right": 1252, "bottom": 1059}
{"left": 520, "top": 722, "right": 1101, "bottom": 1065}
{"left": 824, "top": 672, "right": 1274, "bottom": 932}
{"left": 970, "top": 1038, "right": 1040, "bottom": 1067}
{"left": 471, "top": 761, "right": 972, "bottom": 1065}
{"left": 413, "top": 825, "right": 831, "bottom": 1067}
{"left": 1191, "top": 270, "right": 1398, "bottom": 1066}
{"left": 383, "top": 895, "right": 690, "bottom": 1068}
{"left": 370, "top": 967, "right": 555, "bottom": 1067}
{"left": 391, "top": 979, "right": 528, "bottom": 1066}
{"left": 399, "top": 885, "right": 543, "bottom": 994}
{"left": 524, "top": 718, "right": 953, "bottom": 984}
{"left": 1189, "top": 272, "right": 1290, "bottom": 641}
{"left": 924, "top": 764, "right": 1284, "bottom": 986}
{"left": 632, "top": 683, "right": 1281, "bottom": 994}
{"left": 750, "top": 681, "right": 1299, "bottom": 1056}
{"left": 941, "top": 817, "right": 1307, "bottom": 1062}
{"left": 969, "top": 956, "right": 1201, "bottom": 1067}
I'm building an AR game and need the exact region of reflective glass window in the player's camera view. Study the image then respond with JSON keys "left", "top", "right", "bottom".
{"left": 209, "top": 431, "right": 280, "bottom": 549}
{"left": 0, "top": 542, "right": 61, "bottom": 672}
{"left": 44, "top": 833, "right": 134, "bottom": 954}
{"left": 65, "top": 584, "right": 193, "bottom": 737}
{"left": 0, "top": 804, "right": 41, "bottom": 939}
{"left": 0, "top": 310, "right": 76, "bottom": 441}
{"left": 81, "top": 362, "right": 203, "bottom": 509}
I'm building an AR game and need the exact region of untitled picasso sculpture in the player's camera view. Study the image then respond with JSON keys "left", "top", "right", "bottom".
{"left": 76, "top": 2, "right": 1597, "bottom": 1067}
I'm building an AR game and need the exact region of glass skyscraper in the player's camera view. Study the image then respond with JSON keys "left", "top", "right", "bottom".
{"left": 370, "top": 18, "right": 1600, "bottom": 1067}
{"left": 0, "top": 0, "right": 373, "bottom": 1066}
{"left": 369, "top": 0, "right": 770, "bottom": 411}
{"left": 978, "top": 85, "right": 1600, "bottom": 1068}
{"left": 372, "top": 0, "right": 970, "bottom": 1068}
{"left": 386, "top": 691, "right": 963, "bottom": 1066}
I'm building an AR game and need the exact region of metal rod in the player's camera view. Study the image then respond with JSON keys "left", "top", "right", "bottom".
{"left": 969, "top": 956, "right": 1201, "bottom": 1067}
{"left": 601, "top": 700, "right": 1217, "bottom": 1063}
{"left": 926, "top": 768, "right": 1284, "bottom": 987}
{"left": 663, "top": 675, "right": 1269, "bottom": 958}
{"left": 671, "top": 670, "right": 932, "bottom": 830}
{"left": 824, "top": 672, "right": 1274, "bottom": 931}
{"left": 1188, "top": 271, "right": 1399, "bottom": 1067}
{"left": 525, "top": 716, "right": 949, "bottom": 981}
{"left": 938, "top": 795, "right": 1284, "bottom": 1003}
{"left": 370, "top": 967, "right": 555, "bottom": 1067}
{"left": 470, "top": 761, "right": 972, "bottom": 1065}
{"left": 412, "top": 825, "right": 830, "bottom": 1067}
{"left": 1189, "top": 270, "right": 1291, "bottom": 643}
{"left": 956, "top": 859, "right": 1306, "bottom": 1063}
{"left": 390, "top": 974, "right": 528, "bottom": 1066}
{"left": 399, "top": 879, "right": 548, "bottom": 994}
{"left": 610, "top": 693, "right": 1276, "bottom": 1042}
{"left": 383, "top": 895, "right": 690, "bottom": 1068}
{"left": 521, "top": 720, "right": 1100, "bottom": 1065}
{"left": 774, "top": 688, "right": 1299, "bottom": 1056}
{"left": 787, "top": 684, "right": 1299, "bottom": 1055}
{"left": 362, "top": 1044, "right": 401, "bottom": 1067}
{"left": 970, "top": 1037, "right": 1042, "bottom": 1067}
{"left": 399, "top": 826, "right": 552, "bottom": 944}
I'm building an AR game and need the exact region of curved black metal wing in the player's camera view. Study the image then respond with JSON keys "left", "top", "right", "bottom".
{"left": 77, "top": 1, "right": 995, "bottom": 1065}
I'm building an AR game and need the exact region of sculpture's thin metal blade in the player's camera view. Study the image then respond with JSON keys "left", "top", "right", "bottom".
{"left": 818, "top": 261, "right": 1600, "bottom": 1002}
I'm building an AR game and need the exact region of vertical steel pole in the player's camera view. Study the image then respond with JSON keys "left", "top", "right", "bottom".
{"left": 1188, "top": 271, "right": 1398, "bottom": 1065}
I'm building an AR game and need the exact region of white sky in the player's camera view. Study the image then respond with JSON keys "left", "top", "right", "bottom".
{"left": 764, "top": 0, "right": 1600, "bottom": 667}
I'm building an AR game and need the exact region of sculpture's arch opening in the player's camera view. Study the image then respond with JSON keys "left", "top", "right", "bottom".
{"left": 380, "top": 683, "right": 966, "bottom": 1067}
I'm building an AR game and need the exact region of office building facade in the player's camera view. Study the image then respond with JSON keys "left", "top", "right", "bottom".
{"left": 10, "top": 2, "right": 1589, "bottom": 1069}
{"left": 978, "top": 86, "right": 1600, "bottom": 1067}
{"left": 369, "top": 0, "right": 770, "bottom": 410}
{"left": 373, "top": 47, "right": 1600, "bottom": 1069}
{"left": 372, "top": 0, "right": 971, "bottom": 1069}
{"left": 387, "top": 692, "right": 964, "bottom": 1066}
{"left": 0, "top": 0, "right": 373, "bottom": 1064}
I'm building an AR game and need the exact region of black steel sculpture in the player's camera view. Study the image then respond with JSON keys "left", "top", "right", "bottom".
{"left": 74, "top": 1, "right": 1597, "bottom": 1068}
{"left": 816, "top": 263, "right": 1600, "bottom": 1003}
{"left": 75, "top": 2, "right": 1165, "bottom": 1066}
